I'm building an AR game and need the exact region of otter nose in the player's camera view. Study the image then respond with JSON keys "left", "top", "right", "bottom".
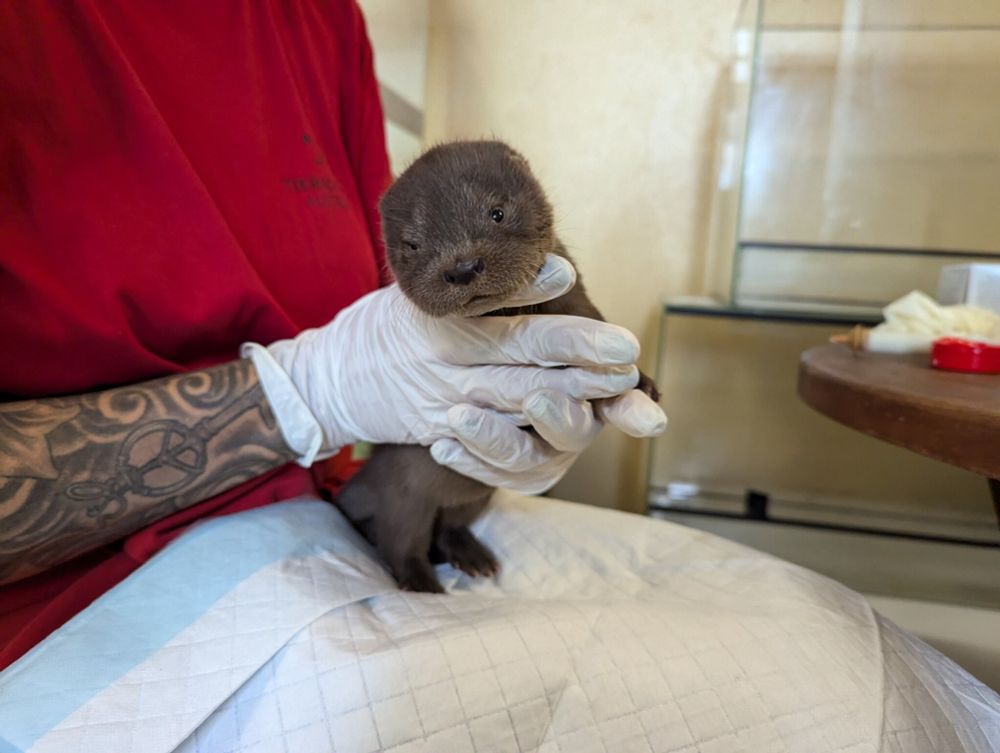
{"left": 442, "top": 258, "right": 485, "bottom": 286}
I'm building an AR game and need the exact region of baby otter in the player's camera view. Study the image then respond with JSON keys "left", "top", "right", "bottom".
{"left": 336, "top": 140, "right": 659, "bottom": 593}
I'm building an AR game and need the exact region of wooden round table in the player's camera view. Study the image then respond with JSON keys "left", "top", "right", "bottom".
{"left": 798, "top": 343, "right": 1000, "bottom": 525}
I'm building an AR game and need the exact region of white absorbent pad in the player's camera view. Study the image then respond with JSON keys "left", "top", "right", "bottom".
{"left": 1, "top": 491, "right": 998, "bottom": 753}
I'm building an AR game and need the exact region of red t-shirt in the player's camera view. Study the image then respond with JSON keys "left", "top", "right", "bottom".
{"left": 0, "top": 0, "right": 391, "bottom": 668}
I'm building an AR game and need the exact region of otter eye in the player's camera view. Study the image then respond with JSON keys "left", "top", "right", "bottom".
{"left": 490, "top": 207, "right": 504, "bottom": 223}
{"left": 404, "top": 240, "right": 419, "bottom": 251}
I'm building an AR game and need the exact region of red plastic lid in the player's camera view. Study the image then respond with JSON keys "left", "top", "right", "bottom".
{"left": 930, "top": 338, "right": 1000, "bottom": 374}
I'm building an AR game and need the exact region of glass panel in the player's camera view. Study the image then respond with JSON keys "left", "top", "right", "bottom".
{"left": 648, "top": 307, "right": 996, "bottom": 537}
{"left": 702, "top": 0, "right": 762, "bottom": 300}
{"left": 743, "top": 26, "right": 1000, "bottom": 252}
{"left": 718, "top": 0, "right": 1000, "bottom": 308}
{"left": 735, "top": 247, "right": 999, "bottom": 310}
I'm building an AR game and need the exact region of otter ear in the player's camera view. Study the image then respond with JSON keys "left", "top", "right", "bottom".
{"left": 503, "top": 144, "right": 531, "bottom": 168}
{"left": 378, "top": 181, "right": 409, "bottom": 228}
{"left": 378, "top": 180, "right": 394, "bottom": 214}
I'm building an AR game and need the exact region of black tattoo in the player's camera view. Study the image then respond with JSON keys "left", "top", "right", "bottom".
{"left": 0, "top": 360, "right": 295, "bottom": 585}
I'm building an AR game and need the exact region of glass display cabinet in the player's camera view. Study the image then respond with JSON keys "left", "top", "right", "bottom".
{"left": 648, "top": 0, "right": 1000, "bottom": 607}
{"left": 704, "top": 0, "right": 1000, "bottom": 312}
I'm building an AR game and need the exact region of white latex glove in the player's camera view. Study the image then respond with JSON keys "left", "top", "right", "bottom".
{"left": 244, "top": 254, "right": 667, "bottom": 493}
{"left": 429, "top": 388, "right": 666, "bottom": 494}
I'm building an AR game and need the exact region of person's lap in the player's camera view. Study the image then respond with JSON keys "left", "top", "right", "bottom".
{"left": 2, "top": 493, "right": 997, "bottom": 753}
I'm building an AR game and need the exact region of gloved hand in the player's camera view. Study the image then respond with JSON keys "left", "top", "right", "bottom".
{"left": 244, "top": 254, "right": 667, "bottom": 493}
{"left": 430, "top": 388, "right": 665, "bottom": 493}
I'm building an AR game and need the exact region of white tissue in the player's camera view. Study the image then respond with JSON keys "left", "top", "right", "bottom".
{"left": 874, "top": 291, "right": 1000, "bottom": 342}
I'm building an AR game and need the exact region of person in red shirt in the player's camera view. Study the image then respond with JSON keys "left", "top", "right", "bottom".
{"left": 0, "top": 1, "right": 663, "bottom": 670}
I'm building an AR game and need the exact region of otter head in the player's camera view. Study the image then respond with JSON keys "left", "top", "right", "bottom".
{"left": 380, "top": 140, "right": 557, "bottom": 317}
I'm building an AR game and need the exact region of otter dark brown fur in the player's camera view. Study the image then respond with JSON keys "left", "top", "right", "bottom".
{"left": 336, "top": 140, "right": 659, "bottom": 593}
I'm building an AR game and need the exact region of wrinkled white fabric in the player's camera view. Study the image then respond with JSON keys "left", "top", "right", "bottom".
{"left": 244, "top": 253, "right": 667, "bottom": 490}
{"left": 6, "top": 495, "right": 997, "bottom": 753}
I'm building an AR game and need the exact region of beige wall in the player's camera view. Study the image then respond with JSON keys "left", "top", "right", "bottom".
{"left": 426, "top": 1, "right": 743, "bottom": 512}
{"left": 358, "top": 0, "right": 429, "bottom": 173}
{"left": 358, "top": 0, "right": 429, "bottom": 108}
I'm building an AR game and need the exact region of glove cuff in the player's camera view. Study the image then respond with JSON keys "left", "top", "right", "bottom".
{"left": 241, "top": 342, "right": 330, "bottom": 467}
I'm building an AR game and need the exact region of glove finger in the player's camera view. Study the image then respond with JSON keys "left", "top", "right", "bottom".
{"left": 458, "top": 364, "right": 639, "bottom": 412}
{"left": 485, "top": 253, "right": 577, "bottom": 310}
{"left": 595, "top": 390, "right": 668, "bottom": 438}
{"left": 431, "top": 315, "right": 640, "bottom": 368}
{"left": 430, "top": 438, "right": 573, "bottom": 495}
{"left": 445, "top": 404, "right": 563, "bottom": 473}
{"left": 523, "top": 389, "right": 601, "bottom": 452}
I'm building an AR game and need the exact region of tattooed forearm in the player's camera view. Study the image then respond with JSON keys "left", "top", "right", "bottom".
{"left": 0, "top": 360, "right": 296, "bottom": 585}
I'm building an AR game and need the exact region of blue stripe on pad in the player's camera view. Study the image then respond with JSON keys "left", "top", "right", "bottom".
{"left": 0, "top": 499, "right": 364, "bottom": 751}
